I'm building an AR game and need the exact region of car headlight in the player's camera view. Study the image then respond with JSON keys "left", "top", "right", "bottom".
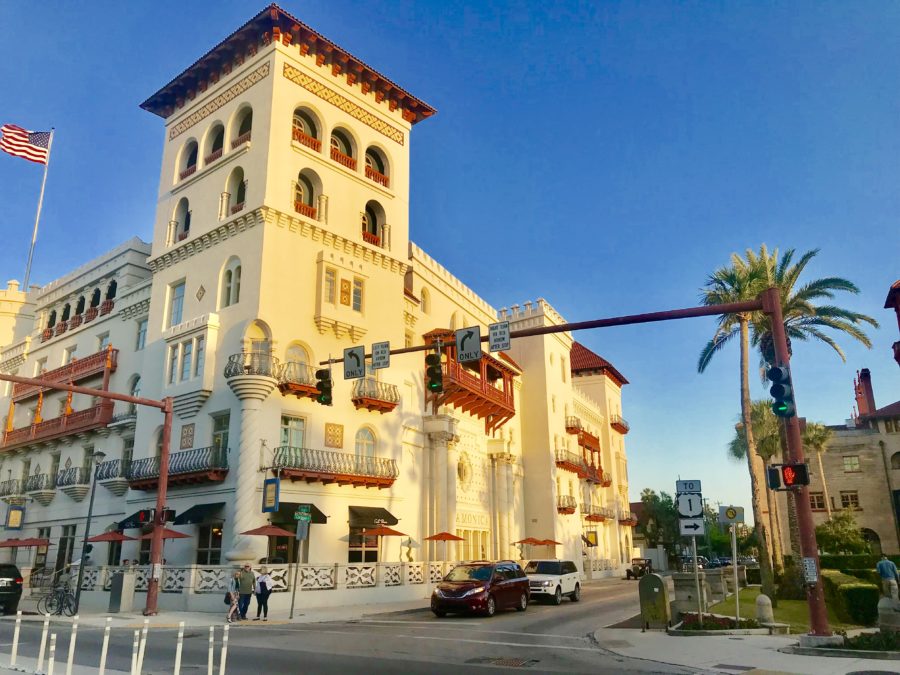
{"left": 462, "top": 586, "right": 486, "bottom": 597}
{"left": 433, "top": 589, "right": 444, "bottom": 598}
{"left": 542, "top": 580, "right": 552, "bottom": 587}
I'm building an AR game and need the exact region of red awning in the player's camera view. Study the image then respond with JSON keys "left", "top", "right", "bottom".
{"left": 0, "top": 538, "right": 51, "bottom": 548}
{"left": 424, "top": 531, "right": 464, "bottom": 541}
{"left": 138, "top": 528, "right": 191, "bottom": 540}
{"left": 241, "top": 525, "right": 296, "bottom": 538}
{"left": 87, "top": 532, "right": 136, "bottom": 543}
{"left": 361, "top": 526, "right": 407, "bottom": 537}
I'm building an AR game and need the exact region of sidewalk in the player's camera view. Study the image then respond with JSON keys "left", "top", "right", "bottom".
{"left": 593, "top": 627, "right": 886, "bottom": 675}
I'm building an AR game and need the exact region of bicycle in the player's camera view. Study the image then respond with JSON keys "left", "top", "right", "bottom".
{"left": 37, "top": 583, "right": 76, "bottom": 616}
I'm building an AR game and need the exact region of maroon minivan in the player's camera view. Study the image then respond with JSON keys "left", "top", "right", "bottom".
{"left": 431, "top": 561, "right": 529, "bottom": 617}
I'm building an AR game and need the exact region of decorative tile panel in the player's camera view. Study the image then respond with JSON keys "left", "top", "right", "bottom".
{"left": 406, "top": 563, "right": 424, "bottom": 584}
{"left": 162, "top": 568, "right": 189, "bottom": 593}
{"left": 383, "top": 564, "right": 401, "bottom": 587}
{"left": 300, "top": 565, "right": 335, "bottom": 590}
{"left": 324, "top": 423, "right": 343, "bottom": 448}
{"left": 345, "top": 564, "right": 376, "bottom": 588}
{"left": 428, "top": 563, "right": 444, "bottom": 584}
{"left": 195, "top": 567, "right": 228, "bottom": 594}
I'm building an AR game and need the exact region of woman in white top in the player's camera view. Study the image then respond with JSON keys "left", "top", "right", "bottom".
{"left": 254, "top": 566, "right": 274, "bottom": 620}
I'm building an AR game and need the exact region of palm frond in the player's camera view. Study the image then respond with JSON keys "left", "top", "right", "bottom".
{"left": 697, "top": 328, "right": 739, "bottom": 373}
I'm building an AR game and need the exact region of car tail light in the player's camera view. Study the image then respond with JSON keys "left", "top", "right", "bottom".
{"left": 14, "top": 577, "right": 22, "bottom": 585}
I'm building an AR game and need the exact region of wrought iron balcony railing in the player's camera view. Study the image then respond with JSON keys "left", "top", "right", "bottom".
{"left": 554, "top": 449, "right": 588, "bottom": 478}
{"left": 0, "top": 480, "right": 22, "bottom": 497}
{"left": 350, "top": 378, "right": 399, "bottom": 413}
{"left": 97, "top": 459, "right": 131, "bottom": 481}
{"left": 582, "top": 504, "right": 610, "bottom": 522}
{"left": 610, "top": 414, "right": 630, "bottom": 434}
{"left": 129, "top": 446, "right": 228, "bottom": 482}
{"left": 55, "top": 467, "right": 90, "bottom": 488}
{"left": 274, "top": 446, "right": 398, "bottom": 489}
{"left": 24, "top": 474, "right": 56, "bottom": 492}
{"left": 565, "top": 416, "right": 583, "bottom": 433}
{"left": 224, "top": 352, "right": 280, "bottom": 379}
{"left": 556, "top": 495, "right": 577, "bottom": 514}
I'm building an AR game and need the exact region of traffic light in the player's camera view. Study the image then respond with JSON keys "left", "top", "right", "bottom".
{"left": 137, "top": 508, "right": 156, "bottom": 525}
{"left": 767, "top": 366, "right": 796, "bottom": 418}
{"left": 766, "top": 465, "right": 781, "bottom": 490}
{"left": 425, "top": 352, "right": 443, "bottom": 393}
{"left": 780, "top": 463, "right": 810, "bottom": 488}
{"left": 314, "top": 368, "right": 333, "bottom": 405}
{"left": 161, "top": 508, "right": 176, "bottom": 523}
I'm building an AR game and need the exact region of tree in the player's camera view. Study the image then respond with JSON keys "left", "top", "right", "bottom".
{"left": 699, "top": 259, "right": 777, "bottom": 601}
{"left": 815, "top": 511, "right": 869, "bottom": 554}
{"left": 639, "top": 489, "right": 679, "bottom": 552}
{"left": 803, "top": 422, "right": 834, "bottom": 517}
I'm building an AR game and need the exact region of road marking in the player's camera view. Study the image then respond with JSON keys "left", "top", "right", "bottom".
{"left": 358, "top": 620, "right": 591, "bottom": 641}
{"left": 397, "top": 634, "right": 599, "bottom": 652}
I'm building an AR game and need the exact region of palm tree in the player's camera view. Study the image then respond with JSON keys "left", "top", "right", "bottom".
{"left": 803, "top": 423, "right": 833, "bottom": 517}
{"left": 729, "top": 400, "right": 785, "bottom": 574}
{"left": 699, "top": 261, "right": 777, "bottom": 601}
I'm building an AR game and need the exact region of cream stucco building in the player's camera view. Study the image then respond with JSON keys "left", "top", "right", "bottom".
{"left": 0, "top": 5, "right": 633, "bottom": 610}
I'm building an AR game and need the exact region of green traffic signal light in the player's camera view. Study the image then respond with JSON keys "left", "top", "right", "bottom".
{"left": 425, "top": 352, "right": 443, "bottom": 393}
{"left": 767, "top": 366, "right": 796, "bottom": 418}
{"left": 315, "top": 368, "right": 333, "bottom": 406}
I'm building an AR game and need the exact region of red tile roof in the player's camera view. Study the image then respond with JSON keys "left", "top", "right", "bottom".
{"left": 867, "top": 399, "right": 900, "bottom": 418}
{"left": 885, "top": 280, "right": 900, "bottom": 308}
{"left": 570, "top": 342, "right": 628, "bottom": 386}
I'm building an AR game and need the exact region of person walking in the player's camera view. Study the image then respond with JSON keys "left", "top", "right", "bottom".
{"left": 226, "top": 571, "right": 240, "bottom": 623}
{"left": 238, "top": 563, "right": 256, "bottom": 620}
{"left": 254, "top": 566, "right": 274, "bottom": 621}
{"left": 876, "top": 554, "right": 899, "bottom": 606}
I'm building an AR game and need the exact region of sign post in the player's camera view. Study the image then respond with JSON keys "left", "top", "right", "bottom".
{"left": 289, "top": 505, "right": 312, "bottom": 621}
{"left": 717, "top": 505, "right": 745, "bottom": 624}
{"left": 677, "top": 480, "right": 704, "bottom": 627}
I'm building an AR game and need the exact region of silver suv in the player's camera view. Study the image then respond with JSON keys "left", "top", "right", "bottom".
{"left": 524, "top": 559, "right": 581, "bottom": 605}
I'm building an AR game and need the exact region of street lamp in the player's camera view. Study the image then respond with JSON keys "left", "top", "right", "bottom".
{"left": 73, "top": 449, "right": 106, "bottom": 614}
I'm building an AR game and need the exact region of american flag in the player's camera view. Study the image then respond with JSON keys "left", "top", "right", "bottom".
{"left": 0, "top": 124, "right": 52, "bottom": 165}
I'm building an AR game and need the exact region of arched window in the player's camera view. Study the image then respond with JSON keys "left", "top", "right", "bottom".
{"left": 286, "top": 343, "right": 310, "bottom": 367}
{"left": 292, "top": 109, "right": 320, "bottom": 151}
{"left": 220, "top": 258, "right": 242, "bottom": 309}
{"left": 47, "top": 310, "right": 57, "bottom": 329}
{"left": 205, "top": 123, "right": 225, "bottom": 164}
{"left": 361, "top": 200, "right": 385, "bottom": 247}
{"left": 75, "top": 296, "right": 85, "bottom": 315}
{"left": 233, "top": 108, "right": 253, "bottom": 147}
{"left": 284, "top": 343, "right": 312, "bottom": 384}
{"left": 106, "top": 280, "right": 117, "bottom": 300}
{"left": 420, "top": 288, "right": 430, "bottom": 314}
{"left": 226, "top": 167, "right": 246, "bottom": 214}
{"left": 128, "top": 376, "right": 141, "bottom": 414}
{"left": 61, "top": 304, "right": 71, "bottom": 322}
{"left": 364, "top": 147, "right": 389, "bottom": 187}
{"left": 294, "top": 170, "right": 321, "bottom": 220}
{"left": 355, "top": 428, "right": 376, "bottom": 459}
{"left": 178, "top": 140, "right": 198, "bottom": 181}
{"left": 330, "top": 128, "right": 356, "bottom": 169}
{"left": 238, "top": 112, "right": 252, "bottom": 136}
{"left": 173, "top": 198, "right": 191, "bottom": 242}
{"left": 892, "top": 452, "right": 900, "bottom": 470}
{"left": 90, "top": 289, "right": 101, "bottom": 308}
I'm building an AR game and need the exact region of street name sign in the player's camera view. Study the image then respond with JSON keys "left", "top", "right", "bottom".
{"left": 675, "top": 480, "right": 702, "bottom": 494}
{"left": 372, "top": 341, "right": 390, "bottom": 370}
{"left": 456, "top": 326, "right": 483, "bottom": 363}
{"left": 676, "top": 494, "right": 703, "bottom": 519}
{"left": 718, "top": 506, "right": 745, "bottom": 524}
{"left": 488, "top": 321, "right": 510, "bottom": 352}
{"left": 679, "top": 518, "right": 706, "bottom": 536}
{"left": 343, "top": 346, "right": 366, "bottom": 380}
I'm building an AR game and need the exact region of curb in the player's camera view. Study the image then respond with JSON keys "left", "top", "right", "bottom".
{"left": 779, "top": 645, "right": 900, "bottom": 660}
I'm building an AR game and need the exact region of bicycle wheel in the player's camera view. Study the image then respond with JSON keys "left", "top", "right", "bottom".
{"left": 36, "top": 595, "right": 48, "bottom": 615}
{"left": 44, "top": 592, "right": 61, "bottom": 616}
{"left": 62, "top": 593, "right": 77, "bottom": 617}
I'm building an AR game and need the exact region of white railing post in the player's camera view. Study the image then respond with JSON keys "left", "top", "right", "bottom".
{"left": 65, "top": 615, "right": 78, "bottom": 675}
{"left": 130, "top": 630, "right": 139, "bottom": 675}
{"left": 173, "top": 621, "right": 185, "bottom": 675}
{"left": 99, "top": 617, "right": 111, "bottom": 675}
{"left": 207, "top": 625, "right": 215, "bottom": 675}
{"left": 36, "top": 613, "right": 50, "bottom": 673}
{"left": 10, "top": 609, "right": 21, "bottom": 667}
{"left": 136, "top": 617, "right": 149, "bottom": 673}
{"left": 47, "top": 634, "right": 56, "bottom": 675}
{"left": 218, "top": 623, "right": 229, "bottom": 675}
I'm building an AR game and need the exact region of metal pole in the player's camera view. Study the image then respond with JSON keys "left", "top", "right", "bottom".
{"left": 289, "top": 538, "right": 300, "bottom": 620}
{"left": 74, "top": 456, "right": 102, "bottom": 614}
{"left": 23, "top": 129, "right": 54, "bottom": 290}
{"left": 692, "top": 536, "right": 702, "bottom": 628}
{"left": 145, "top": 397, "right": 173, "bottom": 615}
{"left": 760, "top": 288, "right": 830, "bottom": 636}
{"left": 732, "top": 526, "right": 740, "bottom": 623}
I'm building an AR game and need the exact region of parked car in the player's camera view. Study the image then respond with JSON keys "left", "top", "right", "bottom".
{"left": 524, "top": 559, "right": 581, "bottom": 604}
{"left": 678, "top": 555, "right": 709, "bottom": 572}
{"left": 0, "top": 564, "right": 23, "bottom": 615}
{"left": 431, "top": 561, "right": 529, "bottom": 617}
{"left": 625, "top": 558, "right": 653, "bottom": 579}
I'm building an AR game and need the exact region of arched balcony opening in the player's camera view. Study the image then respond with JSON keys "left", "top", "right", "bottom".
{"left": 226, "top": 167, "right": 247, "bottom": 215}
{"left": 294, "top": 169, "right": 321, "bottom": 220}
{"left": 330, "top": 128, "right": 356, "bottom": 170}
{"left": 361, "top": 200, "right": 386, "bottom": 248}
{"left": 178, "top": 140, "right": 199, "bottom": 181}
{"left": 204, "top": 123, "right": 225, "bottom": 165}
{"left": 292, "top": 108, "right": 321, "bottom": 152}
{"left": 171, "top": 198, "right": 191, "bottom": 243}
{"left": 232, "top": 107, "right": 253, "bottom": 149}
{"left": 364, "top": 147, "right": 390, "bottom": 188}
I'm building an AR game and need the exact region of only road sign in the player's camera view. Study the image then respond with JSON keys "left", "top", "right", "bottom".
{"left": 488, "top": 321, "right": 510, "bottom": 352}
{"left": 456, "top": 326, "right": 483, "bottom": 363}
{"left": 343, "top": 346, "right": 365, "bottom": 380}
{"left": 372, "top": 341, "right": 390, "bottom": 370}
{"left": 676, "top": 494, "right": 703, "bottom": 519}
{"left": 679, "top": 518, "right": 706, "bottom": 536}
{"left": 675, "top": 480, "right": 702, "bottom": 494}
{"left": 718, "top": 505, "right": 745, "bottom": 524}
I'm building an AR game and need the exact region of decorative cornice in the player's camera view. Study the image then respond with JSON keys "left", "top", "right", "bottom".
{"left": 119, "top": 297, "right": 150, "bottom": 321}
{"left": 172, "top": 389, "right": 213, "bottom": 419}
{"left": 283, "top": 63, "right": 404, "bottom": 146}
{"left": 148, "top": 209, "right": 264, "bottom": 273}
{"left": 314, "top": 316, "right": 367, "bottom": 342}
{"left": 227, "top": 374, "right": 277, "bottom": 402}
{"left": 168, "top": 62, "right": 271, "bottom": 141}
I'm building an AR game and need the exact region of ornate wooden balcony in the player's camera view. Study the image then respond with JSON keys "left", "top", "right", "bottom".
{"left": 423, "top": 329, "right": 517, "bottom": 435}
{"left": 54, "top": 321, "right": 68, "bottom": 336}
{"left": 13, "top": 347, "right": 118, "bottom": 402}
{"left": 84, "top": 306, "right": 99, "bottom": 322}
{"left": 278, "top": 361, "right": 318, "bottom": 400}
{"left": 556, "top": 495, "right": 577, "bottom": 515}
{"left": 97, "top": 458, "right": 131, "bottom": 496}
{"left": 41, "top": 328, "right": 53, "bottom": 342}
{"left": 565, "top": 416, "right": 583, "bottom": 434}
{"left": 100, "top": 299, "right": 115, "bottom": 316}
{"left": 56, "top": 467, "right": 91, "bottom": 501}
{"left": 224, "top": 352, "right": 280, "bottom": 379}
{"left": 351, "top": 379, "right": 399, "bottom": 414}
{"left": 204, "top": 148, "right": 223, "bottom": 165}
{"left": 292, "top": 129, "right": 321, "bottom": 152}
{"left": 365, "top": 165, "right": 389, "bottom": 188}
{"left": 610, "top": 414, "right": 630, "bottom": 435}
{"left": 128, "top": 446, "right": 228, "bottom": 491}
{"left": 231, "top": 131, "right": 251, "bottom": 150}
{"left": 68, "top": 314, "right": 83, "bottom": 329}
{"left": 578, "top": 429, "right": 601, "bottom": 452}
{"left": 330, "top": 147, "right": 357, "bottom": 170}
{"left": 2, "top": 402, "right": 113, "bottom": 451}
{"left": 555, "top": 449, "right": 588, "bottom": 478}
{"left": 362, "top": 230, "right": 381, "bottom": 247}
{"left": 598, "top": 468, "right": 612, "bottom": 488}
{"left": 294, "top": 201, "right": 317, "bottom": 220}
{"left": 274, "top": 446, "right": 398, "bottom": 489}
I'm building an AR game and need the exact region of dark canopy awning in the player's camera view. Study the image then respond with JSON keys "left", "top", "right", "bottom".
{"left": 349, "top": 506, "right": 398, "bottom": 528}
{"left": 174, "top": 502, "right": 225, "bottom": 525}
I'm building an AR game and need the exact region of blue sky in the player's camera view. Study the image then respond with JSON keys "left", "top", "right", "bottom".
{"left": 1, "top": 1, "right": 898, "bottom": 515}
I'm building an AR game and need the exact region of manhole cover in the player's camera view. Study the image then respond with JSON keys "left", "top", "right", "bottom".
{"left": 466, "top": 657, "right": 539, "bottom": 668}
{"left": 712, "top": 666, "right": 754, "bottom": 672}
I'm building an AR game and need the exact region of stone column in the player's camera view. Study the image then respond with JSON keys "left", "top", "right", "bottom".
{"left": 224, "top": 374, "right": 277, "bottom": 561}
{"left": 424, "top": 415, "right": 458, "bottom": 562}
{"left": 505, "top": 460, "right": 514, "bottom": 560}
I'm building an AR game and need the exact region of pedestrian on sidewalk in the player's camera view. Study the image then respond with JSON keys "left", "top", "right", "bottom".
{"left": 876, "top": 554, "right": 899, "bottom": 606}
{"left": 226, "top": 571, "right": 240, "bottom": 623}
{"left": 254, "top": 566, "right": 274, "bottom": 621}
{"left": 238, "top": 563, "right": 255, "bottom": 619}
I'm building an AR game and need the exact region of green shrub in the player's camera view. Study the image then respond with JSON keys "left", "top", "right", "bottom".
{"left": 831, "top": 630, "right": 900, "bottom": 651}
{"left": 776, "top": 561, "right": 807, "bottom": 600}
{"left": 821, "top": 570, "right": 879, "bottom": 625}
{"left": 746, "top": 567, "right": 761, "bottom": 585}
{"left": 819, "top": 554, "right": 900, "bottom": 570}
{"left": 840, "top": 568, "right": 881, "bottom": 586}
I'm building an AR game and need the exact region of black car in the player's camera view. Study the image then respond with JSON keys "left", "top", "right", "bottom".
{"left": 0, "top": 565, "right": 23, "bottom": 614}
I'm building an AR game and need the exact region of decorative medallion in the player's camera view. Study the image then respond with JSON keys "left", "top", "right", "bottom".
{"left": 180, "top": 424, "right": 195, "bottom": 450}
{"left": 325, "top": 423, "right": 344, "bottom": 448}
{"left": 196, "top": 285, "right": 206, "bottom": 301}
{"left": 340, "top": 279, "right": 351, "bottom": 306}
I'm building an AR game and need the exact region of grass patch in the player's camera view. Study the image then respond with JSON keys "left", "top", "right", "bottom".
{"left": 679, "top": 613, "right": 759, "bottom": 631}
{"left": 708, "top": 587, "right": 866, "bottom": 635}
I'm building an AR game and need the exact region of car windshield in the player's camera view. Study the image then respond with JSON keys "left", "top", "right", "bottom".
{"left": 445, "top": 565, "right": 492, "bottom": 582}
{"left": 525, "top": 561, "right": 561, "bottom": 575}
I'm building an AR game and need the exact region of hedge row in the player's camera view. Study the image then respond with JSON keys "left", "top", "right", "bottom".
{"left": 840, "top": 568, "right": 881, "bottom": 586}
{"left": 821, "top": 569, "right": 879, "bottom": 626}
{"left": 819, "top": 554, "right": 900, "bottom": 570}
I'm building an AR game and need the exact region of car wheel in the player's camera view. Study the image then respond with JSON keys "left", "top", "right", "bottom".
{"left": 515, "top": 592, "right": 528, "bottom": 612}
{"left": 553, "top": 586, "right": 562, "bottom": 605}
{"left": 570, "top": 584, "right": 581, "bottom": 602}
{"left": 485, "top": 595, "right": 496, "bottom": 617}
{"left": 432, "top": 609, "right": 446, "bottom": 618}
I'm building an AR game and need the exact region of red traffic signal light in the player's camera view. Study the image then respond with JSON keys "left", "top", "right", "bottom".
{"left": 137, "top": 508, "right": 156, "bottom": 525}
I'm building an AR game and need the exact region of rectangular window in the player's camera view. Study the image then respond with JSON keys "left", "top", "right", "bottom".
{"left": 840, "top": 491, "right": 861, "bottom": 510}
{"left": 348, "top": 527, "right": 379, "bottom": 563}
{"left": 195, "top": 336, "right": 205, "bottom": 377}
{"left": 842, "top": 455, "right": 860, "bottom": 473}
{"left": 34, "top": 527, "right": 50, "bottom": 570}
{"left": 139, "top": 536, "right": 151, "bottom": 565}
{"left": 324, "top": 268, "right": 336, "bottom": 304}
{"left": 280, "top": 415, "right": 305, "bottom": 448}
{"left": 405, "top": 332, "right": 413, "bottom": 348}
{"left": 180, "top": 341, "right": 193, "bottom": 381}
{"left": 167, "top": 345, "right": 179, "bottom": 385}
{"left": 34, "top": 358, "right": 47, "bottom": 376}
{"left": 63, "top": 346, "right": 77, "bottom": 365}
{"left": 810, "top": 492, "right": 826, "bottom": 510}
{"left": 122, "top": 437, "right": 134, "bottom": 471}
{"left": 211, "top": 412, "right": 230, "bottom": 453}
{"left": 97, "top": 333, "right": 110, "bottom": 351}
{"left": 196, "top": 524, "right": 223, "bottom": 565}
{"left": 168, "top": 282, "right": 186, "bottom": 327}
{"left": 352, "top": 279, "right": 364, "bottom": 312}
{"left": 135, "top": 319, "right": 148, "bottom": 351}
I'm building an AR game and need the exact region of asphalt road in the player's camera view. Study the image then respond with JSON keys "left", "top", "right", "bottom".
{"left": 0, "top": 580, "right": 689, "bottom": 674}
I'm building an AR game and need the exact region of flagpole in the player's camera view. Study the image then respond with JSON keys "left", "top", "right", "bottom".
{"left": 22, "top": 128, "right": 54, "bottom": 290}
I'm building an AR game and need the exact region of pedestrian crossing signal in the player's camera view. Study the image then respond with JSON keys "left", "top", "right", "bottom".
{"left": 137, "top": 508, "right": 156, "bottom": 525}
{"left": 766, "top": 463, "right": 810, "bottom": 490}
